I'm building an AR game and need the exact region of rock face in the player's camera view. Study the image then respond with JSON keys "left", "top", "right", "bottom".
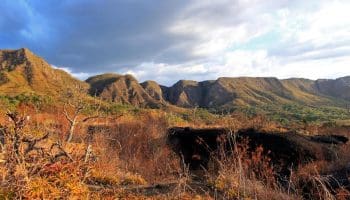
{"left": 167, "top": 127, "right": 348, "bottom": 175}
{"left": 0, "top": 48, "right": 88, "bottom": 95}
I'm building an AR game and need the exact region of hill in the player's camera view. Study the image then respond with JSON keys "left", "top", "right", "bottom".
{"left": 0, "top": 48, "right": 88, "bottom": 96}
{"left": 315, "top": 76, "right": 350, "bottom": 101}
{"left": 86, "top": 73, "right": 166, "bottom": 108}
{"left": 0, "top": 48, "right": 349, "bottom": 121}
{"left": 160, "top": 77, "right": 350, "bottom": 109}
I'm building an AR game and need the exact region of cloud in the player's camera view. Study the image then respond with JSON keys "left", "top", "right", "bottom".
{"left": 52, "top": 65, "right": 91, "bottom": 80}
{"left": 0, "top": 0, "right": 350, "bottom": 85}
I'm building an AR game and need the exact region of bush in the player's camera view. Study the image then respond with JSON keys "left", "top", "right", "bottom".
{"left": 0, "top": 94, "right": 53, "bottom": 112}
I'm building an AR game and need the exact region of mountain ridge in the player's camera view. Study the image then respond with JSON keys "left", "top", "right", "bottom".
{"left": 1, "top": 48, "right": 349, "bottom": 111}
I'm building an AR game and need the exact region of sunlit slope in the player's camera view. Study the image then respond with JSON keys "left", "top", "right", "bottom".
{"left": 1, "top": 48, "right": 349, "bottom": 112}
{"left": 0, "top": 48, "right": 88, "bottom": 96}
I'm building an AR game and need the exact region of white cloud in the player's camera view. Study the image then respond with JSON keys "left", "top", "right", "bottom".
{"left": 295, "top": 1, "right": 350, "bottom": 46}
{"left": 51, "top": 65, "right": 91, "bottom": 80}
{"left": 168, "top": 0, "right": 276, "bottom": 57}
{"left": 123, "top": 62, "right": 211, "bottom": 85}
{"left": 129, "top": 0, "right": 350, "bottom": 85}
{"left": 41, "top": 0, "right": 350, "bottom": 85}
{"left": 128, "top": 46, "right": 350, "bottom": 86}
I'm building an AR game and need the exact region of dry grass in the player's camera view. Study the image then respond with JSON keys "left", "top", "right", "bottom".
{"left": 0, "top": 106, "right": 349, "bottom": 199}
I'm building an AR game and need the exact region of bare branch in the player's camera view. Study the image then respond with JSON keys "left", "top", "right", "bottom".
{"left": 22, "top": 132, "right": 50, "bottom": 155}
{"left": 81, "top": 116, "right": 100, "bottom": 123}
{"left": 63, "top": 103, "right": 74, "bottom": 123}
{"left": 50, "top": 142, "right": 74, "bottom": 162}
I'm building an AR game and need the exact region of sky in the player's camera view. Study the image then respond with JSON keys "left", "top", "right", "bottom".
{"left": 1, "top": 0, "right": 350, "bottom": 86}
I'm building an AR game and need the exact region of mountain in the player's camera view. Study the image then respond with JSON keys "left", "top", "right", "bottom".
{"left": 86, "top": 73, "right": 165, "bottom": 108}
{"left": 140, "top": 80, "right": 165, "bottom": 102}
{"left": 88, "top": 73, "right": 350, "bottom": 111}
{"left": 0, "top": 48, "right": 87, "bottom": 96}
{"left": 161, "top": 77, "right": 350, "bottom": 109}
{"left": 315, "top": 77, "right": 350, "bottom": 101}
{"left": 1, "top": 48, "right": 349, "bottom": 112}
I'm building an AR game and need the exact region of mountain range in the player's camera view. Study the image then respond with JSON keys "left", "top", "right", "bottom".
{"left": 1, "top": 48, "right": 349, "bottom": 111}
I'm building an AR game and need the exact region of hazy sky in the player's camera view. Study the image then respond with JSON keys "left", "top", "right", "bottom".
{"left": 1, "top": 0, "right": 350, "bottom": 85}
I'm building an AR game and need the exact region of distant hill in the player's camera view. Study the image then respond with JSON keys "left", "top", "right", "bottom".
{"left": 1, "top": 48, "right": 349, "bottom": 114}
{"left": 87, "top": 73, "right": 350, "bottom": 113}
{"left": 86, "top": 73, "right": 166, "bottom": 108}
{"left": 0, "top": 48, "right": 88, "bottom": 96}
{"left": 315, "top": 77, "right": 350, "bottom": 101}
{"left": 161, "top": 77, "right": 350, "bottom": 109}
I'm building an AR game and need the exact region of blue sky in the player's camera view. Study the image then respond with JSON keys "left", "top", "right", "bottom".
{"left": 1, "top": 0, "right": 350, "bottom": 85}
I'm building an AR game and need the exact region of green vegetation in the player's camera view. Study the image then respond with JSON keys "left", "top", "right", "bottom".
{"left": 100, "top": 103, "right": 140, "bottom": 115}
{"left": 0, "top": 94, "right": 53, "bottom": 111}
{"left": 233, "top": 103, "right": 350, "bottom": 125}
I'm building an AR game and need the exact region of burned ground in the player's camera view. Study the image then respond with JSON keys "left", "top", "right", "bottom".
{"left": 167, "top": 127, "right": 348, "bottom": 178}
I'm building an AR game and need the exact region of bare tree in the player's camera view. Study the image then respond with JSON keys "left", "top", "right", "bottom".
{"left": 62, "top": 87, "right": 101, "bottom": 143}
{"left": 0, "top": 111, "right": 79, "bottom": 197}
{"left": 4, "top": 111, "right": 73, "bottom": 163}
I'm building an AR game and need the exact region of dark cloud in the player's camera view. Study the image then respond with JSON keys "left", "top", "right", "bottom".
{"left": 0, "top": 0, "right": 299, "bottom": 74}
{"left": 1, "top": 0, "right": 195, "bottom": 73}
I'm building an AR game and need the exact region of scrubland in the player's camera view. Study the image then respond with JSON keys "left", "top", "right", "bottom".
{"left": 0, "top": 97, "right": 349, "bottom": 199}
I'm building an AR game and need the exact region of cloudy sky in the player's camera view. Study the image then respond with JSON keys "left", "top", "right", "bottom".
{"left": 1, "top": 0, "right": 350, "bottom": 85}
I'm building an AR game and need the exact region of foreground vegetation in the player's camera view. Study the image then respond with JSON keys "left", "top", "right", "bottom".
{"left": 0, "top": 94, "right": 349, "bottom": 199}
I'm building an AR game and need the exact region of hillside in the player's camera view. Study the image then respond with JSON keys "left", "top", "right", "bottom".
{"left": 160, "top": 77, "right": 350, "bottom": 109}
{"left": 0, "top": 48, "right": 349, "bottom": 117}
{"left": 315, "top": 76, "right": 350, "bottom": 101}
{"left": 86, "top": 73, "right": 166, "bottom": 108}
{"left": 89, "top": 74, "right": 349, "bottom": 110}
{"left": 0, "top": 48, "right": 88, "bottom": 96}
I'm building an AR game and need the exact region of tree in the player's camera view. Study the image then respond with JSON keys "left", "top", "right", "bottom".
{"left": 62, "top": 90, "right": 101, "bottom": 143}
